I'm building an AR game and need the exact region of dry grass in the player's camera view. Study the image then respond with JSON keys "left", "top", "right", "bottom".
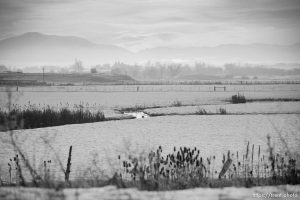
{"left": 0, "top": 103, "right": 105, "bottom": 131}
{"left": 116, "top": 139, "right": 300, "bottom": 190}
{"left": 231, "top": 93, "right": 246, "bottom": 104}
{"left": 1, "top": 137, "right": 299, "bottom": 190}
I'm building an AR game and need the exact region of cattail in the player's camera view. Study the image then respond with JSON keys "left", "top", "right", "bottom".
{"left": 246, "top": 141, "right": 249, "bottom": 159}
{"left": 258, "top": 145, "right": 261, "bottom": 180}
{"left": 251, "top": 144, "right": 254, "bottom": 176}
{"left": 8, "top": 162, "right": 12, "bottom": 184}
{"left": 243, "top": 155, "right": 245, "bottom": 178}
{"left": 207, "top": 157, "right": 211, "bottom": 165}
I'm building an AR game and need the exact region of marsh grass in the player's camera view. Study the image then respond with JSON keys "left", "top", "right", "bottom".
{"left": 195, "top": 108, "right": 208, "bottom": 115}
{"left": 118, "top": 101, "right": 188, "bottom": 114}
{"left": 247, "top": 98, "right": 300, "bottom": 102}
{"left": 116, "top": 140, "right": 300, "bottom": 190}
{"left": 231, "top": 93, "right": 246, "bottom": 104}
{"left": 171, "top": 100, "right": 183, "bottom": 107}
{"left": 118, "top": 104, "right": 161, "bottom": 113}
{"left": 0, "top": 103, "right": 105, "bottom": 131}
{"left": 218, "top": 107, "right": 227, "bottom": 115}
{"left": 145, "top": 107, "right": 230, "bottom": 117}
{"left": 1, "top": 138, "right": 299, "bottom": 190}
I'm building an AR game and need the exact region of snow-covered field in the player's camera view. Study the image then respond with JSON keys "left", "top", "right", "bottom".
{"left": 1, "top": 185, "right": 299, "bottom": 200}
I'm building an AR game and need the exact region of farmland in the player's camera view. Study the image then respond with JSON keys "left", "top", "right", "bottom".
{"left": 2, "top": 0, "right": 300, "bottom": 198}
{"left": 0, "top": 83, "right": 300, "bottom": 194}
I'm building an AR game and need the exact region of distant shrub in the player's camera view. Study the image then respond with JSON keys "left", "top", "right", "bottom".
{"left": 120, "top": 104, "right": 147, "bottom": 113}
{"left": 171, "top": 100, "right": 183, "bottom": 107}
{"left": 90, "top": 68, "right": 97, "bottom": 73}
{"left": 231, "top": 93, "right": 246, "bottom": 104}
{"left": 58, "top": 83, "right": 74, "bottom": 86}
{"left": 219, "top": 107, "right": 227, "bottom": 114}
{"left": 196, "top": 108, "right": 207, "bottom": 115}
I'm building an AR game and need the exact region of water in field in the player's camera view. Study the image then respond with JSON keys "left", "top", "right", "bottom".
{"left": 0, "top": 84, "right": 300, "bottom": 182}
{"left": 1, "top": 84, "right": 300, "bottom": 109}
{"left": 0, "top": 114, "right": 299, "bottom": 181}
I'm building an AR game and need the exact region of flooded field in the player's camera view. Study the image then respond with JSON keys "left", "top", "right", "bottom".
{"left": 2, "top": 0, "right": 300, "bottom": 196}
{"left": 0, "top": 84, "right": 300, "bottom": 182}
{"left": 1, "top": 84, "right": 300, "bottom": 109}
{"left": 1, "top": 114, "right": 299, "bottom": 181}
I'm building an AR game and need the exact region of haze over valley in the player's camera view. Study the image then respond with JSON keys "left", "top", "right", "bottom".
{"left": 0, "top": 32, "right": 300, "bottom": 67}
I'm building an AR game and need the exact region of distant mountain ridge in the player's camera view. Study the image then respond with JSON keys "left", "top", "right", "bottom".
{"left": 0, "top": 32, "right": 299, "bottom": 66}
{"left": 0, "top": 32, "right": 133, "bottom": 65}
{"left": 0, "top": 32, "right": 97, "bottom": 48}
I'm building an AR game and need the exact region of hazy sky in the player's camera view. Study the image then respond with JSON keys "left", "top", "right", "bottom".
{"left": 0, "top": 0, "right": 300, "bottom": 52}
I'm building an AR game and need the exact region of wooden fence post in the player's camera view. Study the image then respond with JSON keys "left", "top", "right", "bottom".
{"left": 65, "top": 146, "right": 72, "bottom": 185}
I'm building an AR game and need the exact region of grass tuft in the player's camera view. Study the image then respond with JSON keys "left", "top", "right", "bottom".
{"left": 231, "top": 93, "right": 246, "bottom": 104}
{"left": 195, "top": 108, "right": 208, "bottom": 115}
{"left": 171, "top": 100, "right": 183, "bottom": 107}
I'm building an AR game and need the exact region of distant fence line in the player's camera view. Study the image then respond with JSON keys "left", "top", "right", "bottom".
{"left": 120, "top": 80, "right": 300, "bottom": 85}
{"left": 0, "top": 84, "right": 298, "bottom": 93}
{"left": 1, "top": 79, "right": 300, "bottom": 87}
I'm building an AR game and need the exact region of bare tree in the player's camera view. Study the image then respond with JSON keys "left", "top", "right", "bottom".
{"left": 71, "top": 59, "right": 84, "bottom": 73}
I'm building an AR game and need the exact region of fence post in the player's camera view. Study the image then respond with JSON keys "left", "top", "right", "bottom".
{"left": 65, "top": 146, "right": 72, "bottom": 185}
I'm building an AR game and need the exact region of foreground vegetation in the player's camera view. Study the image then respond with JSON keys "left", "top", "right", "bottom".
{"left": 116, "top": 138, "right": 299, "bottom": 190}
{"left": 1, "top": 136, "right": 299, "bottom": 190}
{"left": 1, "top": 89, "right": 299, "bottom": 191}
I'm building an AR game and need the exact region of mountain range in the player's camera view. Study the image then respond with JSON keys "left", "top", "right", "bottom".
{"left": 0, "top": 32, "right": 300, "bottom": 66}
{"left": 0, "top": 32, "right": 132, "bottom": 66}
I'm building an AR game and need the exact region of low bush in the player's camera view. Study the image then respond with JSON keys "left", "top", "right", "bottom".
{"left": 196, "top": 108, "right": 208, "bottom": 115}
{"left": 218, "top": 107, "right": 227, "bottom": 114}
{"left": 171, "top": 100, "right": 183, "bottom": 107}
{"left": 231, "top": 93, "right": 246, "bottom": 104}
